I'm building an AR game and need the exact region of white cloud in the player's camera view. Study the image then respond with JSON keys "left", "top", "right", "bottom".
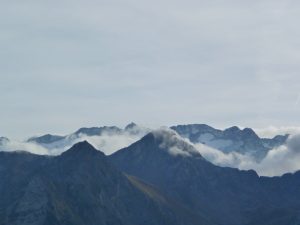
{"left": 194, "top": 143, "right": 255, "bottom": 168}
{"left": 2, "top": 125, "right": 300, "bottom": 177}
{"left": 77, "top": 132, "right": 146, "bottom": 155}
{"left": 0, "top": 141, "right": 49, "bottom": 155}
{"left": 193, "top": 133, "right": 300, "bottom": 177}
{"left": 252, "top": 134, "right": 300, "bottom": 176}
{"left": 0, "top": 125, "right": 150, "bottom": 156}
{"left": 254, "top": 126, "right": 300, "bottom": 138}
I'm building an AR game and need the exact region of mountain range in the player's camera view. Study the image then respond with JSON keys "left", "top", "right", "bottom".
{"left": 24, "top": 123, "right": 150, "bottom": 155}
{"left": 0, "top": 141, "right": 197, "bottom": 225}
{"left": 0, "top": 128, "right": 299, "bottom": 225}
{"left": 171, "top": 124, "right": 288, "bottom": 160}
{"left": 110, "top": 129, "right": 300, "bottom": 225}
{"left": 0, "top": 123, "right": 291, "bottom": 176}
{"left": 18, "top": 123, "right": 288, "bottom": 159}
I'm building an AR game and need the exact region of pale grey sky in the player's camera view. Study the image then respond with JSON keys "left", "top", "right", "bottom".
{"left": 1, "top": 0, "right": 300, "bottom": 139}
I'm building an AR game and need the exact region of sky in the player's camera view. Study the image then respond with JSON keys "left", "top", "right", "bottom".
{"left": 1, "top": 0, "right": 300, "bottom": 139}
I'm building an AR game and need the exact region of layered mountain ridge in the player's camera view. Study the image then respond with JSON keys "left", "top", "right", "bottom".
{"left": 110, "top": 129, "right": 300, "bottom": 225}
{"left": 0, "top": 141, "right": 201, "bottom": 225}
{"left": 0, "top": 124, "right": 292, "bottom": 176}
{"left": 21, "top": 123, "right": 289, "bottom": 159}
{"left": 0, "top": 129, "right": 300, "bottom": 225}
{"left": 0, "top": 124, "right": 288, "bottom": 161}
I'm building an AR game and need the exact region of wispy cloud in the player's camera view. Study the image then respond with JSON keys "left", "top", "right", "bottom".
{"left": 0, "top": 140, "right": 49, "bottom": 155}
{"left": 254, "top": 126, "right": 300, "bottom": 138}
{"left": 0, "top": 125, "right": 150, "bottom": 156}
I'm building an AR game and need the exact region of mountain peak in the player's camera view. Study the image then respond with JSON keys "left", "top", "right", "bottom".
{"left": 75, "top": 127, "right": 102, "bottom": 136}
{"left": 242, "top": 128, "right": 259, "bottom": 139}
{"left": 70, "top": 140, "right": 97, "bottom": 151}
{"left": 125, "top": 122, "right": 138, "bottom": 130}
{"left": 224, "top": 126, "right": 241, "bottom": 133}
{"left": 61, "top": 141, "right": 104, "bottom": 158}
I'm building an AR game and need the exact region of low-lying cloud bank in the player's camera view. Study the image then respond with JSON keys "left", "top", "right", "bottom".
{"left": 74, "top": 132, "right": 147, "bottom": 155}
{"left": 0, "top": 140, "right": 49, "bottom": 155}
{"left": 1, "top": 127, "right": 300, "bottom": 177}
{"left": 254, "top": 134, "right": 300, "bottom": 176}
{"left": 194, "top": 133, "right": 300, "bottom": 177}
{"left": 0, "top": 127, "right": 150, "bottom": 156}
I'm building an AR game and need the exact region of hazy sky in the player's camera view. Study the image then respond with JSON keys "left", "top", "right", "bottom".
{"left": 1, "top": 0, "right": 300, "bottom": 139}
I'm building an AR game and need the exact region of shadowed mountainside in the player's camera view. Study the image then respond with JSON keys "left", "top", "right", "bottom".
{"left": 110, "top": 130, "right": 300, "bottom": 225}
{"left": 0, "top": 141, "right": 211, "bottom": 225}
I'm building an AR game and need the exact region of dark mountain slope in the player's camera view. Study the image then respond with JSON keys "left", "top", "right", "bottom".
{"left": 0, "top": 151, "right": 50, "bottom": 225}
{"left": 0, "top": 141, "right": 210, "bottom": 225}
{"left": 109, "top": 130, "right": 300, "bottom": 225}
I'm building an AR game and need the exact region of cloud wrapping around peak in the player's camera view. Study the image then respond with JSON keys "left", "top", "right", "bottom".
{"left": 152, "top": 128, "right": 200, "bottom": 157}
{"left": 1, "top": 125, "right": 300, "bottom": 177}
